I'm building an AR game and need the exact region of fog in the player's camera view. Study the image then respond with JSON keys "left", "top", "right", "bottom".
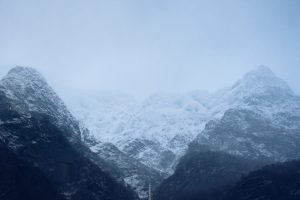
{"left": 0, "top": 0, "right": 299, "bottom": 97}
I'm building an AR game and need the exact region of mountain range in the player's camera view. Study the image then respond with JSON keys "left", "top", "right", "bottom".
{"left": 61, "top": 66, "right": 300, "bottom": 197}
{"left": 0, "top": 65, "right": 300, "bottom": 199}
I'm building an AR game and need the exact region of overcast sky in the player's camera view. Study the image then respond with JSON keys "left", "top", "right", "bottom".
{"left": 0, "top": 0, "right": 299, "bottom": 97}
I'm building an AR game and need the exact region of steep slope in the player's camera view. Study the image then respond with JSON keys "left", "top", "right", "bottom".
{"left": 91, "top": 142, "right": 165, "bottom": 199}
{"left": 0, "top": 66, "right": 138, "bottom": 200}
{"left": 191, "top": 108, "right": 300, "bottom": 161}
{"left": 225, "top": 160, "right": 300, "bottom": 200}
{"left": 61, "top": 90, "right": 137, "bottom": 144}
{"left": 157, "top": 154, "right": 300, "bottom": 200}
{"left": 0, "top": 111, "right": 137, "bottom": 200}
{"left": 0, "top": 144, "right": 65, "bottom": 200}
{"left": 155, "top": 151, "right": 257, "bottom": 200}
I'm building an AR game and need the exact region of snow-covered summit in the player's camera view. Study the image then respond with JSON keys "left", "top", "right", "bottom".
{"left": 209, "top": 66, "right": 294, "bottom": 117}
{"left": 0, "top": 66, "right": 82, "bottom": 139}
{"left": 3, "top": 66, "right": 49, "bottom": 95}
{"left": 190, "top": 66, "right": 300, "bottom": 163}
{"left": 235, "top": 65, "right": 291, "bottom": 93}
{"left": 3, "top": 66, "right": 54, "bottom": 96}
{"left": 7, "top": 66, "right": 45, "bottom": 79}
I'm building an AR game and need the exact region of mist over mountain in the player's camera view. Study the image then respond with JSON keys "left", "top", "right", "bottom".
{"left": 1, "top": 1, "right": 299, "bottom": 199}
{"left": 57, "top": 65, "right": 300, "bottom": 199}
{"left": 0, "top": 65, "right": 300, "bottom": 200}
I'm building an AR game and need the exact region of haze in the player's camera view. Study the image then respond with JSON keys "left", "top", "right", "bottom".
{"left": 0, "top": 0, "right": 299, "bottom": 97}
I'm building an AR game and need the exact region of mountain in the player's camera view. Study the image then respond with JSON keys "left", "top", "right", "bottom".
{"left": 0, "top": 66, "right": 138, "bottom": 200}
{"left": 2, "top": 65, "right": 298, "bottom": 199}
{"left": 63, "top": 66, "right": 299, "bottom": 174}
{"left": 62, "top": 66, "right": 300, "bottom": 198}
{"left": 155, "top": 66, "right": 300, "bottom": 200}
{"left": 0, "top": 66, "right": 82, "bottom": 141}
{"left": 192, "top": 66, "right": 300, "bottom": 161}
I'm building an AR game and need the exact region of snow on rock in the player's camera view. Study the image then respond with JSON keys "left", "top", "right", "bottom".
{"left": 0, "top": 66, "right": 82, "bottom": 141}
{"left": 63, "top": 66, "right": 300, "bottom": 176}
{"left": 63, "top": 90, "right": 213, "bottom": 174}
{"left": 4, "top": 65, "right": 298, "bottom": 198}
{"left": 191, "top": 66, "right": 300, "bottom": 162}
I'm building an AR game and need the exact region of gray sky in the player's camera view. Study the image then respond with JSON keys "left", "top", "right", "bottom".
{"left": 0, "top": 0, "right": 299, "bottom": 97}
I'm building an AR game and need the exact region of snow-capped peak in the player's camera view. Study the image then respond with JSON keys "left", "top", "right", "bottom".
{"left": 4, "top": 66, "right": 49, "bottom": 87}
{"left": 1, "top": 66, "right": 63, "bottom": 109}
{"left": 7, "top": 66, "right": 44, "bottom": 78}
{"left": 0, "top": 66, "right": 82, "bottom": 139}
{"left": 233, "top": 65, "right": 292, "bottom": 93}
{"left": 211, "top": 66, "right": 293, "bottom": 108}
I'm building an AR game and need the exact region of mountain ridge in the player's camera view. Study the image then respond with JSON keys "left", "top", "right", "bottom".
{"left": 62, "top": 66, "right": 298, "bottom": 175}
